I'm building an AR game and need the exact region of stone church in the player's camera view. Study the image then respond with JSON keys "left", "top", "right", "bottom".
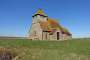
{"left": 28, "top": 9, "right": 72, "bottom": 40}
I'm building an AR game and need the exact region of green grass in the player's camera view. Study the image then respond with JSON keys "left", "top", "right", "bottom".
{"left": 0, "top": 38, "right": 90, "bottom": 60}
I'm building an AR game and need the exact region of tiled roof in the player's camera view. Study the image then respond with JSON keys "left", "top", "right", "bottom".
{"left": 39, "top": 18, "right": 71, "bottom": 35}
{"left": 39, "top": 21, "right": 49, "bottom": 31}
{"left": 47, "top": 18, "right": 62, "bottom": 30}
{"left": 61, "top": 27, "right": 71, "bottom": 35}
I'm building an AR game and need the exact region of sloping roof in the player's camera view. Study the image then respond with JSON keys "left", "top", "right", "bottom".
{"left": 39, "top": 18, "right": 62, "bottom": 31}
{"left": 61, "top": 27, "right": 71, "bottom": 35}
{"left": 33, "top": 9, "right": 47, "bottom": 17}
{"left": 47, "top": 18, "right": 62, "bottom": 30}
{"left": 39, "top": 18, "right": 71, "bottom": 35}
{"left": 39, "top": 21, "right": 49, "bottom": 31}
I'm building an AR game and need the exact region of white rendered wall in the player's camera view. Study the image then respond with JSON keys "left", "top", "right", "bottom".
{"left": 29, "top": 23, "right": 42, "bottom": 40}
{"left": 33, "top": 15, "right": 47, "bottom": 24}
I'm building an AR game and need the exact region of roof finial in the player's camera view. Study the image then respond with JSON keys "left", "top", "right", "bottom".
{"left": 36, "top": 9, "right": 44, "bottom": 14}
{"left": 33, "top": 9, "right": 47, "bottom": 17}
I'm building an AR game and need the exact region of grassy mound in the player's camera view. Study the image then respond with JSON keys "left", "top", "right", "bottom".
{"left": 0, "top": 38, "right": 90, "bottom": 60}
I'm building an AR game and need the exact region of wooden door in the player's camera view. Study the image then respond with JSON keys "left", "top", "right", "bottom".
{"left": 57, "top": 32, "right": 59, "bottom": 40}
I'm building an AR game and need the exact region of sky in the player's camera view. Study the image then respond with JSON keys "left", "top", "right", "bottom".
{"left": 0, "top": 0, "right": 90, "bottom": 38}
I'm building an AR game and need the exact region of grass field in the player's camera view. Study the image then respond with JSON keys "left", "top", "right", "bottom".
{"left": 0, "top": 38, "right": 90, "bottom": 60}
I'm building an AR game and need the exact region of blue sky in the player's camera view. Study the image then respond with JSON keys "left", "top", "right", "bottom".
{"left": 0, "top": 0, "right": 90, "bottom": 38}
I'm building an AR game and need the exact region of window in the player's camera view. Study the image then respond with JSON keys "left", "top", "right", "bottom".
{"left": 34, "top": 31, "right": 36, "bottom": 36}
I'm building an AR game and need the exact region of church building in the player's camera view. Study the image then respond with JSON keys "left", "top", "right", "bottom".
{"left": 28, "top": 9, "right": 72, "bottom": 40}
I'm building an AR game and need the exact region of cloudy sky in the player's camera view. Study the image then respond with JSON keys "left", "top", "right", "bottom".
{"left": 0, "top": 0, "right": 90, "bottom": 38}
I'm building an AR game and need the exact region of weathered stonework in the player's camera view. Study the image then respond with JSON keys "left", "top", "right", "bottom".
{"left": 28, "top": 9, "right": 72, "bottom": 40}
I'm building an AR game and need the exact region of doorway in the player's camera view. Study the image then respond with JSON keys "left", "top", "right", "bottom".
{"left": 57, "top": 32, "right": 59, "bottom": 40}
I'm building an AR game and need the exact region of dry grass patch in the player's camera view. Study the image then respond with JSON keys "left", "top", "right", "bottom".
{"left": 0, "top": 47, "right": 17, "bottom": 60}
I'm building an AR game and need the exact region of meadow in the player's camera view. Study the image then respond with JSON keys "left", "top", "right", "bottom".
{"left": 0, "top": 38, "right": 90, "bottom": 60}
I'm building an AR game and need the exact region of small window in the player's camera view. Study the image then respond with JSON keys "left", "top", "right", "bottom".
{"left": 33, "top": 31, "right": 36, "bottom": 36}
